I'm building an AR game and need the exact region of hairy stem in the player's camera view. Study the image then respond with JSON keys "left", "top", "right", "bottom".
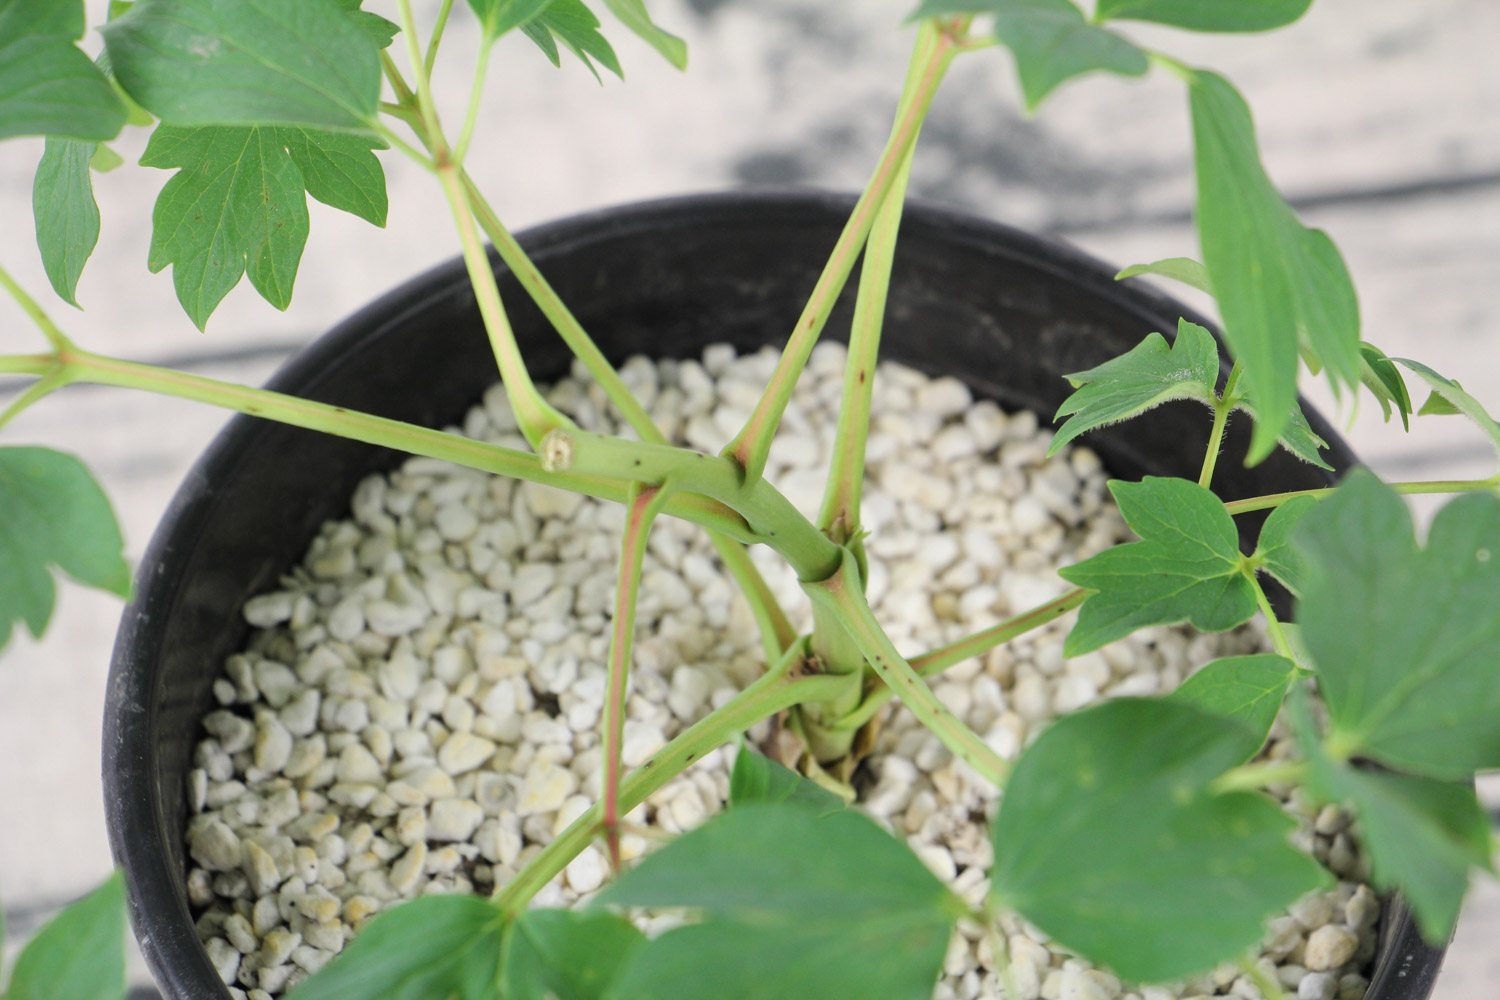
{"left": 836, "top": 588, "right": 1090, "bottom": 733}
{"left": 1, "top": 347, "right": 755, "bottom": 541}
{"left": 721, "top": 20, "right": 961, "bottom": 483}
{"left": 805, "top": 550, "right": 1009, "bottom": 787}
{"left": 494, "top": 641, "right": 844, "bottom": 917}
{"left": 603, "top": 483, "right": 669, "bottom": 870}
{"left": 1225, "top": 478, "right": 1500, "bottom": 515}
{"left": 1200, "top": 399, "right": 1231, "bottom": 488}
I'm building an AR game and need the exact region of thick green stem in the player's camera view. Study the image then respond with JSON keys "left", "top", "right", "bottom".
{"left": 801, "top": 602, "right": 868, "bottom": 762}
{"left": 816, "top": 145, "right": 914, "bottom": 537}
{"left": 1225, "top": 478, "right": 1500, "bottom": 515}
{"left": 805, "top": 550, "right": 1009, "bottom": 787}
{"left": 835, "top": 588, "right": 1090, "bottom": 733}
{"left": 8, "top": 348, "right": 755, "bottom": 541}
{"left": 603, "top": 483, "right": 669, "bottom": 869}
{"left": 493, "top": 641, "right": 845, "bottom": 917}
{"left": 556, "top": 429, "right": 841, "bottom": 581}
{"left": 721, "top": 21, "right": 960, "bottom": 484}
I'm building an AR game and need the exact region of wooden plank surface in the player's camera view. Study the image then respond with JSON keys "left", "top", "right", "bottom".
{"left": 1, "top": 0, "right": 1496, "bottom": 993}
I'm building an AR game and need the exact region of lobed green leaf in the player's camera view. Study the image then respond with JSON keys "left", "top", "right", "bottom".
{"left": 600, "top": 803, "right": 960, "bottom": 1000}
{"left": 501, "top": 909, "right": 644, "bottom": 1000}
{"left": 1394, "top": 358, "right": 1500, "bottom": 462}
{"left": 1095, "top": 0, "right": 1313, "bottom": 33}
{"left": 1359, "top": 342, "right": 1412, "bottom": 429}
{"left": 7, "top": 871, "right": 126, "bottom": 1000}
{"left": 598, "top": 0, "right": 686, "bottom": 69}
{"left": 990, "top": 698, "right": 1327, "bottom": 982}
{"left": 1294, "top": 469, "right": 1500, "bottom": 779}
{"left": 102, "top": 0, "right": 381, "bottom": 132}
{"left": 1188, "top": 69, "right": 1361, "bottom": 463}
{"left": 0, "top": 447, "right": 131, "bottom": 652}
{"left": 521, "top": 0, "right": 623, "bottom": 81}
{"left": 331, "top": 0, "right": 398, "bottom": 48}
{"left": 1168, "top": 654, "right": 1296, "bottom": 762}
{"left": 286, "top": 895, "right": 505, "bottom": 1000}
{"left": 467, "top": 0, "right": 556, "bottom": 41}
{"left": 728, "top": 744, "right": 846, "bottom": 815}
{"left": 1251, "top": 493, "right": 1318, "bottom": 595}
{"left": 0, "top": 0, "right": 127, "bottom": 142}
{"left": 32, "top": 136, "right": 101, "bottom": 306}
{"left": 1058, "top": 476, "right": 1257, "bottom": 655}
{"left": 912, "top": 0, "right": 1147, "bottom": 110}
{"left": 1114, "top": 255, "right": 1211, "bottom": 294}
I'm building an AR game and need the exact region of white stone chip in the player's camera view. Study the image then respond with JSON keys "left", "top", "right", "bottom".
{"left": 437, "top": 732, "right": 496, "bottom": 775}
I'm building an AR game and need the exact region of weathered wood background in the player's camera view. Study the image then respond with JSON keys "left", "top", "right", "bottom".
{"left": 1, "top": 0, "right": 1496, "bottom": 993}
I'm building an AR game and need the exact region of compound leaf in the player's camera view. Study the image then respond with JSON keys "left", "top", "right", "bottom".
{"left": 7, "top": 871, "right": 126, "bottom": 1000}
{"left": 0, "top": 0, "right": 127, "bottom": 142}
{"left": 1168, "top": 654, "right": 1295, "bottom": 762}
{"left": 521, "top": 0, "right": 622, "bottom": 81}
{"left": 912, "top": 0, "right": 1147, "bottom": 110}
{"left": 1096, "top": 0, "right": 1312, "bottom": 32}
{"left": 1049, "top": 319, "right": 1219, "bottom": 456}
{"left": 991, "top": 698, "right": 1326, "bottom": 982}
{"left": 1394, "top": 358, "right": 1500, "bottom": 462}
{"left": 1115, "top": 256, "right": 1211, "bottom": 294}
{"left": 32, "top": 136, "right": 101, "bottom": 306}
{"left": 102, "top": 0, "right": 381, "bottom": 132}
{"left": 288, "top": 895, "right": 506, "bottom": 1000}
{"left": 600, "top": 803, "right": 959, "bottom": 1000}
{"left": 501, "top": 909, "right": 643, "bottom": 1000}
{"left": 728, "top": 745, "right": 846, "bottom": 815}
{"left": 1058, "top": 476, "right": 1257, "bottom": 655}
{"left": 0, "top": 447, "right": 131, "bottom": 652}
{"left": 1294, "top": 469, "right": 1500, "bottom": 779}
{"left": 1189, "top": 69, "right": 1361, "bottom": 463}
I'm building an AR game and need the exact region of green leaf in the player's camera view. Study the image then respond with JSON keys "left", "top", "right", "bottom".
{"left": 1095, "top": 0, "right": 1312, "bottom": 32}
{"left": 142, "top": 123, "right": 386, "bottom": 328}
{"left": 467, "top": 0, "right": 556, "bottom": 41}
{"left": 102, "top": 0, "right": 381, "bottom": 132}
{"left": 90, "top": 142, "right": 125, "bottom": 171}
{"left": 330, "top": 0, "right": 398, "bottom": 48}
{"left": 1295, "top": 705, "right": 1493, "bottom": 944}
{"left": 1359, "top": 342, "right": 1411, "bottom": 430}
{"left": 501, "top": 909, "right": 644, "bottom": 1000}
{"left": 1114, "top": 255, "right": 1211, "bottom": 294}
{"left": 521, "top": 0, "right": 623, "bottom": 81}
{"left": 990, "top": 698, "right": 1327, "bottom": 982}
{"left": 1189, "top": 69, "right": 1361, "bottom": 463}
{"left": 1058, "top": 476, "right": 1257, "bottom": 655}
{"left": 600, "top": 803, "right": 960, "bottom": 1000}
{"left": 32, "top": 136, "right": 101, "bottom": 306}
{"left": 1168, "top": 654, "right": 1295, "bottom": 762}
{"left": 7, "top": 871, "right": 126, "bottom": 1000}
{"left": 1294, "top": 469, "right": 1500, "bottom": 778}
{"left": 1251, "top": 493, "right": 1318, "bottom": 595}
{"left": 0, "top": 0, "right": 127, "bottom": 142}
{"left": 598, "top": 0, "right": 686, "bottom": 70}
{"left": 912, "top": 0, "right": 1147, "bottom": 110}
{"left": 728, "top": 745, "right": 846, "bottom": 815}
{"left": 1049, "top": 319, "right": 1219, "bottom": 456}
{"left": 1394, "top": 358, "right": 1500, "bottom": 461}
{"left": 288, "top": 895, "right": 505, "bottom": 1000}
{"left": 0, "top": 447, "right": 131, "bottom": 652}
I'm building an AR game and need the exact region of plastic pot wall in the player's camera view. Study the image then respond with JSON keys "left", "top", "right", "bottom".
{"left": 103, "top": 191, "right": 1445, "bottom": 1000}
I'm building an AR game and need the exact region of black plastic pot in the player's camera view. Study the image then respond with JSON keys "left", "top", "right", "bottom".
{"left": 104, "top": 191, "right": 1445, "bottom": 999}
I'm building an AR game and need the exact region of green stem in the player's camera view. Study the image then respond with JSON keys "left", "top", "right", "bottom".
{"left": 1246, "top": 570, "right": 1294, "bottom": 660}
{"left": 424, "top": 0, "right": 458, "bottom": 76}
{"left": 557, "top": 429, "right": 841, "bottom": 581}
{"left": 380, "top": 51, "right": 416, "bottom": 107}
{"left": 603, "top": 483, "right": 670, "bottom": 870}
{"left": 396, "top": 0, "right": 447, "bottom": 160}
{"left": 378, "top": 100, "right": 420, "bottom": 126}
{"left": 0, "top": 263, "right": 72, "bottom": 351}
{"left": 1224, "top": 478, "right": 1500, "bottom": 515}
{"left": 451, "top": 37, "right": 493, "bottom": 167}
{"left": 1210, "top": 758, "right": 1309, "bottom": 795}
{"left": 435, "top": 163, "right": 575, "bottom": 446}
{"left": 801, "top": 601, "right": 867, "bottom": 762}
{"left": 805, "top": 550, "right": 1009, "bottom": 787}
{"left": 493, "top": 641, "right": 844, "bottom": 917}
{"left": 1200, "top": 399, "right": 1231, "bottom": 488}
{"left": 0, "top": 369, "right": 70, "bottom": 432}
{"left": 836, "top": 588, "right": 1090, "bottom": 733}
{"left": 1239, "top": 955, "right": 1289, "bottom": 1000}
{"left": 372, "top": 122, "right": 434, "bottom": 170}
{"left": 713, "top": 539, "right": 797, "bottom": 663}
{"left": 6, "top": 347, "right": 755, "bottom": 542}
{"left": 815, "top": 143, "right": 914, "bottom": 538}
{"left": 721, "top": 21, "right": 960, "bottom": 484}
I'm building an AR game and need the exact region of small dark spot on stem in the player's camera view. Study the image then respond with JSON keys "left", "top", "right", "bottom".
{"left": 857, "top": 369, "right": 866, "bottom": 385}
{"left": 685, "top": 752, "right": 696, "bottom": 762}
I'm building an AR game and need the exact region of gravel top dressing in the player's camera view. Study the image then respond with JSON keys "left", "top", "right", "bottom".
{"left": 183, "top": 342, "right": 1380, "bottom": 1000}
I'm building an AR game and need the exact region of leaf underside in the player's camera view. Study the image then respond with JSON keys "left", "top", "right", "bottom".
{"left": 33, "top": 136, "right": 102, "bottom": 306}
{"left": 1095, "top": 0, "right": 1312, "bottom": 33}
{"left": 0, "top": 0, "right": 126, "bottom": 142}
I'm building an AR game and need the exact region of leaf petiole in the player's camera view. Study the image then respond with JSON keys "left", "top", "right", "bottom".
{"left": 1224, "top": 478, "right": 1500, "bottom": 516}
{"left": 1209, "top": 758, "right": 1308, "bottom": 795}
{"left": 425, "top": 0, "right": 459, "bottom": 76}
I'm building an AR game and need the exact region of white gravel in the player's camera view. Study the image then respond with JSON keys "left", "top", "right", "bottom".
{"left": 184, "top": 342, "right": 1380, "bottom": 1000}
